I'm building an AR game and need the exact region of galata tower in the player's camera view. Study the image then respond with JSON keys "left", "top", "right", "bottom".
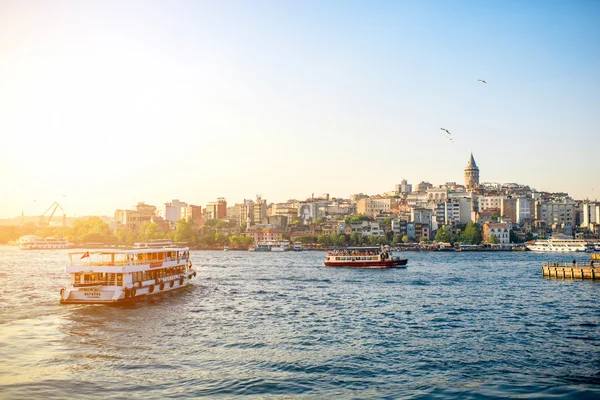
{"left": 464, "top": 152, "right": 479, "bottom": 191}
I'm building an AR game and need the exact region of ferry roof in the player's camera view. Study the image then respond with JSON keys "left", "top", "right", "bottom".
{"left": 69, "top": 247, "right": 189, "bottom": 255}
{"left": 344, "top": 247, "right": 381, "bottom": 251}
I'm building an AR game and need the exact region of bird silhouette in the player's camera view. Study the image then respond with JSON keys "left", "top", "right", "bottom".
{"left": 440, "top": 128, "right": 451, "bottom": 135}
{"left": 478, "top": 79, "right": 487, "bottom": 84}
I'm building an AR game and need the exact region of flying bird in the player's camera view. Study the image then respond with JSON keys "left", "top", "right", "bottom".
{"left": 440, "top": 128, "right": 451, "bottom": 135}
{"left": 478, "top": 79, "right": 487, "bottom": 84}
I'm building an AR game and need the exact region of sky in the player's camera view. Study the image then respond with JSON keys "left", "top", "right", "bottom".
{"left": 1, "top": 0, "right": 599, "bottom": 219}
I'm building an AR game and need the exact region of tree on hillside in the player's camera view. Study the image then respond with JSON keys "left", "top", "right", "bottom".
{"left": 115, "top": 227, "right": 135, "bottom": 246}
{"left": 434, "top": 226, "right": 451, "bottom": 243}
{"left": 488, "top": 233, "right": 499, "bottom": 244}
{"left": 401, "top": 235, "right": 409, "bottom": 244}
{"left": 72, "top": 217, "right": 113, "bottom": 243}
{"left": 344, "top": 215, "right": 371, "bottom": 224}
{"left": 173, "top": 218, "right": 197, "bottom": 244}
{"left": 461, "top": 222, "right": 482, "bottom": 244}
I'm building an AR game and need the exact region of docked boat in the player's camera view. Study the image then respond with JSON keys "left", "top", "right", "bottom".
{"left": 249, "top": 241, "right": 290, "bottom": 252}
{"left": 526, "top": 238, "right": 589, "bottom": 252}
{"left": 19, "top": 235, "right": 74, "bottom": 250}
{"left": 293, "top": 241, "right": 303, "bottom": 251}
{"left": 59, "top": 245, "right": 195, "bottom": 304}
{"left": 324, "top": 247, "right": 408, "bottom": 268}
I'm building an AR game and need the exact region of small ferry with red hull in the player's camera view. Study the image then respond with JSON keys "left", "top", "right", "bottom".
{"left": 324, "top": 247, "right": 408, "bottom": 269}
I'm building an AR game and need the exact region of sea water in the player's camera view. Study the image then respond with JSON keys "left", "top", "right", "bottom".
{"left": 0, "top": 246, "right": 598, "bottom": 399}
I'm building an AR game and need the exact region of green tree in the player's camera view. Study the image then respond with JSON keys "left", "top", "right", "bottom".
{"left": 401, "top": 235, "right": 409, "bottom": 243}
{"left": 344, "top": 215, "right": 371, "bottom": 224}
{"left": 435, "top": 226, "right": 451, "bottom": 243}
{"left": 204, "top": 219, "right": 219, "bottom": 228}
{"left": 115, "top": 227, "right": 135, "bottom": 246}
{"left": 317, "top": 234, "right": 332, "bottom": 247}
{"left": 461, "top": 221, "right": 482, "bottom": 244}
{"left": 488, "top": 233, "right": 500, "bottom": 244}
{"left": 174, "top": 218, "right": 197, "bottom": 244}
{"left": 349, "top": 232, "right": 360, "bottom": 246}
{"left": 524, "top": 232, "right": 535, "bottom": 241}
{"left": 72, "top": 217, "right": 113, "bottom": 243}
{"left": 509, "top": 230, "right": 520, "bottom": 243}
{"left": 215, "top": 220, "right": 230, "bottom": 229}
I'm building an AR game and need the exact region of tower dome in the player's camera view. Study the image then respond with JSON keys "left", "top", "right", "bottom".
{"left": 464, "top": 152, "right": 479, "bottom": 191}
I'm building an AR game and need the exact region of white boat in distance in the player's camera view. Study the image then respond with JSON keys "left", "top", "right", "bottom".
{"left": 59, "top": 245, "right": 196, "bottom": 304}
{"left": 19, "top": 235, "right": 74, "bottom": 250}
{"left": 526, "top": 238, "right": 589, "bottom": 252}
{"left": 248, "top": 240, "right": 290, "bottom": 252}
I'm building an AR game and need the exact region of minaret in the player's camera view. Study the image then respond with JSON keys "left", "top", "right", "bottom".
{"left": 464, "top": 152, "right": 479, "bottom": 191}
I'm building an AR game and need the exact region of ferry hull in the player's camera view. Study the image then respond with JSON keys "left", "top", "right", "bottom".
{"left": 324, "top": 259, "right": 408, "bottom": 268}
{"left": 60, "top": 274, "right": 195, "bottom": 304}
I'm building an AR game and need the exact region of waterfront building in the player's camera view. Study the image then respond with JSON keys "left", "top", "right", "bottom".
{"left": 395, "top": 179, "right": 413, "bottom": 194}
{"left": 581, "top": 202, "right": 600, "bottom": 230}
{"left": 478, "top": 195, "right": 506, "bottom": 211}
{"left": 515, "top": 197, "right": 534, "bottom": 225}
{"left": 411, "top": 207, "right": 434, "bottom": 227}
{"left": 181, "top": 205, "right": 202, "bottom": 226}
{"left": 391, "top": 219, "right": 407, "bottom": 237}
{"left": 205, "top": 198, "right": 227, "bottom": 221}
{"left": 114, "top": 202, "right": 157, "bottom": 232}
{"left": 406, "top": 192, "right": 429, "bottom": 209}
{"left": 266, "top": 215, "right": 288, "bottom": 230}
{"left": 464, "top": 153, "right": 480, "bottom": 191}
{"left": 483, "top": 222, "right": 510, "bottom": 244}
{"left": 161, "top": 199, "right": 188, "bottom": 224}
{"left": 246, "top": 227, "right": 283, "bottom": 243}
{"left": 357, "top": 197, "right": 395, "bottom": 218}
{"left": 229, "top": 199, "right": 254, "bottom": 227}
{"left": 414, "top": 181, "right": 433, "bottom": 193}
{"left": 426, "top": 186, "right": 450, "bottom": 203}
{"left": 271, "top": 202, "right": 299, "bottom": 224}
{"left": 253, "top": 195, "right": 267, "bottom": 225}
{"left": 414, "top": 223, "right": 430, "bottom": 241}
{"left": 535, "top": 198, "right": 576, "bottom": 232}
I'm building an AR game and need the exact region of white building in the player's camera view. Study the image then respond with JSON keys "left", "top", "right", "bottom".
{"left": 478, "top": 195, "right": 506, "bottom": 211}
{"left": 161, "top": 199, "right": 188, "bottom": 223}
{"left": 357, "top": 197, "right": 395, "bottom": 217}
{"left": 582, "top": 202, "right": 600, "bottom": 229}
{"left": 515, "top": 197, "right": 533, "bottom": 224}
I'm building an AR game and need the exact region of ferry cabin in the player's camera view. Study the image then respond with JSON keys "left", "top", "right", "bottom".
{"left": 60, "top": 247, "right": 195, "bottom": 304}
{"left": 324, "top": 246, "right": 408, "bottom": 268}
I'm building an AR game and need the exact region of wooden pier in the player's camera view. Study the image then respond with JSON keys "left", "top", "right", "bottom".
{"left": 542, "top": 262, "right": 598, "bottom": 280}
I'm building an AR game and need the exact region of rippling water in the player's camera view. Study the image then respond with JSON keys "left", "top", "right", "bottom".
{"left": 0, "top": 246, "right": 598, "bottom": 399}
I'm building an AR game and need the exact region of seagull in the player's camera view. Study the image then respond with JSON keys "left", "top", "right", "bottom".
{"left": 478, "top": 79, "right": 487, "bottom": 84}
{"left": 440, "top": 128, "right": 451, "bottom": 135}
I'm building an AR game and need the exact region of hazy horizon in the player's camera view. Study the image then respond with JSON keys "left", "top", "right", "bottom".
{"left": 1, "top": 0, "right": 599, "bottom": 219}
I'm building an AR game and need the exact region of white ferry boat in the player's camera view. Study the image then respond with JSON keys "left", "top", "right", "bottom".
{"left": 59, "top": 245, "right": 195, "bottom": 304}
{"left": 526, "top": 238, "right": 589, "bottom": 252}
{"left": 293, "top": 242, "right": 303, "bottom": 251}
{"left": 249, "top": 241, "right": 290, "bottom": 252}
{"left": 19, "top": 235, "right": 74, "bottom": 250}
{"left": 324, "top": 247, "right": 408, "bottom": 269}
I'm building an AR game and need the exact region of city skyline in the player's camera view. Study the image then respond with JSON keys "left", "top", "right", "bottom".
{"left": 1, "top": 1, "right": 599, "bottom": 219}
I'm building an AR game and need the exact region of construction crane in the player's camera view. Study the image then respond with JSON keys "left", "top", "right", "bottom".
{"left": 39, "top": 201, "right": 65, "bottom": 227}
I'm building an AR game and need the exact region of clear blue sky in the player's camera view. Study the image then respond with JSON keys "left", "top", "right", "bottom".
{"left": 1, "top": 0, "right": 598, "bottom": 218}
